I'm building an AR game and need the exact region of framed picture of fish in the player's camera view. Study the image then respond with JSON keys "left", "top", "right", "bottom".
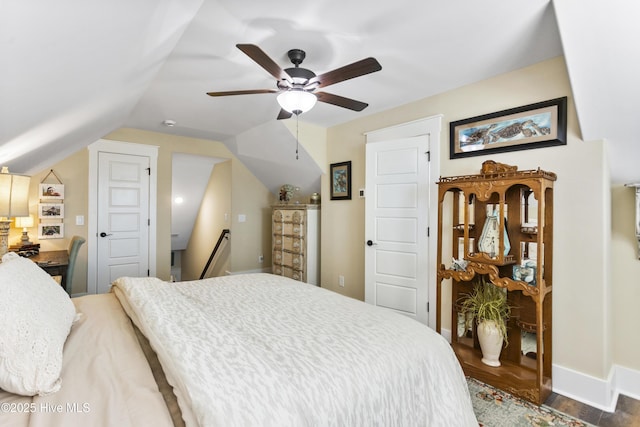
{"left": 449, "top": 97, "right": 567, "bottom": 159}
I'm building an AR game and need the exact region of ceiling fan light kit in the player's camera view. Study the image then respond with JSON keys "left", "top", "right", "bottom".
{"left": 277, "top": 90, "right": 317, "bottom": 115}
{"left": 207, "top": 44, "right": 382, "bottom": 119}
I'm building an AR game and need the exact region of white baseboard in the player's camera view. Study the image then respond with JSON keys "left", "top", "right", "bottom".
{"left": 441, "top": 327, "right": 638, "bottom": 412}
{"left": 553, "top": 364, "right": 640, "bottom": 412}
{"left": 553, "top": 364, "right": 617, "bottom": 412}
{"left": 613, "top": 365, "right": 640, "bottom": 401}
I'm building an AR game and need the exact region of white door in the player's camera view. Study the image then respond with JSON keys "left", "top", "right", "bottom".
{"left": 365, "top": 135, "right": 430, "bottom": 323}
{"left": 96, "top": 152, "right": 150, "bottom": 293}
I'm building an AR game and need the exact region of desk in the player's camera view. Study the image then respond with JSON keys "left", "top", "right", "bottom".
{"left": 29, "top": 250, "right": 69, "bottom": 292}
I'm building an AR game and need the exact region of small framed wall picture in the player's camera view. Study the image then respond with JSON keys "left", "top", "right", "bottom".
{"left": 38, "top": 223, "right": 64, "bottom": 239}
{"left": 330, "top": 161, "right": 352, "bottom": 200}
{"left": 38, "top": 203, "right": 64, "bottom": 219}
{"left": 39, "top": 183, "right": 64, "bottom": 200}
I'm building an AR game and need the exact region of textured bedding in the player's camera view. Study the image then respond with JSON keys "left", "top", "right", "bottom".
{"left": 0, "top": 294, "right": 173, "bottom": 427}
{"left": 112, "top": 273, "right": 477, "bottom": 427}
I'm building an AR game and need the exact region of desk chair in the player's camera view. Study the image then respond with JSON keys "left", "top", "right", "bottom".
{"left": 52, "top": 235, "right": 86, "bottom": 293}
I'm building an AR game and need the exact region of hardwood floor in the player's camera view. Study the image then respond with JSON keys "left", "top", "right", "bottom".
{"left": 546, "top": 392, "right": 640, "bottom": 426}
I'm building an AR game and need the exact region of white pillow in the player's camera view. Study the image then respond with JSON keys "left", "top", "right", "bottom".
{"left": 0, "top": 252, "right": 76, "bottom": 396}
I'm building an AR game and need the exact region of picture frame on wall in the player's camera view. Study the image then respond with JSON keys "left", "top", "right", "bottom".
{"left": 38, "top": 223, "right": 64, "bottom": 239}
{"left": 330, "top": 161, "right": 352, "bottom": 200}
{"left": 449, "top": 97, "right": 567, "bottom": 159}
{"left": 39, "top": 183, "right": 65, "bottom": 200}
{"left": 38, "top": 203, "right": 64, "bottom": 219}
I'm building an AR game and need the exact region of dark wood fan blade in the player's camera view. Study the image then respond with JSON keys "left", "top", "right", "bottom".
{"left": 206, "top": 89, "right": 277, "bottom": 97}
{"left": 309, "top": 57, "right": 381, "bottom": 89}
{"left": 277, "top": 109, "right": 293, "bottom": 120}
{"left": 315, "top": 91, "right": 368, "bottom": 111}
{"left": 236, "top": 44, "right": 291, "bottom": 83}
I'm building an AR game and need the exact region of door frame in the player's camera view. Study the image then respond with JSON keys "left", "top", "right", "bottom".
{"left": 364, "top": 115, "right": 441, "bottom": 327}
{"left": 87, "top": 139, "right": 158, "bottom": 294}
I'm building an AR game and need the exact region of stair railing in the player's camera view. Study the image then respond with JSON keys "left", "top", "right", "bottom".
{"left": 200, "top": 229, "right": 230, "bottom": 279}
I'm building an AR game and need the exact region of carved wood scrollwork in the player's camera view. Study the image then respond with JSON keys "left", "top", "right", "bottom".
{"left": 472, "top": 182, "right": 497, "bottom": 201}
{"left": 439, "top": 261, "right": 541, "bottom": 300}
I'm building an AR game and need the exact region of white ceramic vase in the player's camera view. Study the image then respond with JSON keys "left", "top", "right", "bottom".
{"left": 477, "top": 320, "right": 504, "bottom": 367}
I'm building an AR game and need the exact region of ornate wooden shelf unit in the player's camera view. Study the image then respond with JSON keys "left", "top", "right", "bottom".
{"left": 436, "top": 161, "right": 556, "bottom": 405}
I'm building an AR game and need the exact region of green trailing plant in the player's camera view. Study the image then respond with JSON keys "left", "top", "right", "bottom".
{"left": 458, "top": 276, "right": 511, "bottom": 345}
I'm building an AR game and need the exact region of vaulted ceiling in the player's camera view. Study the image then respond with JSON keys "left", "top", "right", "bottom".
{"left": 2, "top": 1, "right": 638, "bottom": 187}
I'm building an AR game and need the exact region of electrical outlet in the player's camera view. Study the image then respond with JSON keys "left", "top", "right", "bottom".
{"left": 339, "top": 275, "right": 345, "bottom": 287}
{"left": 258, "top": 255, "right": 264, "bottom": 263}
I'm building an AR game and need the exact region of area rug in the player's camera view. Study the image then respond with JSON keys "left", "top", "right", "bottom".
{"left": 467, "top": 377, "right": 595, "bottom": 427}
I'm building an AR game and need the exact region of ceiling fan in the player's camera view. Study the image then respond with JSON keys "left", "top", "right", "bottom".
{"left": 206, "top": 44, "right": 382, "bottom": 120}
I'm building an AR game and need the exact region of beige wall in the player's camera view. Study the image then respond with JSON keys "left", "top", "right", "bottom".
{"left": 321, "top": 56, "right": 633, "bottom": 381}
{"left": 11, "top": 129, "right": 275, "bottom": 294}
{"left": 282, "top": 120, "right": 329, "bottom": 174}
{"left": 182, "top": 160, "right": 232, "bottom": 280}
{"left": 8, "top": 149, "right": 90, "bottom": 295}
{"left": 611, "top": 186, "right": 640, "bottom": 369}
{"left": 105, "top": 128, "right": 276, "bottom": 278}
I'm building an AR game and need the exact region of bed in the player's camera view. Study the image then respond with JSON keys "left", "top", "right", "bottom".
{"left": 0, "top": 252, "right": 478, "bottom": 426}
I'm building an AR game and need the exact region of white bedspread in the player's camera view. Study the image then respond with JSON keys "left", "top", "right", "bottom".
{"left": 112, "top": 273, "right": 477, "bottom": 427}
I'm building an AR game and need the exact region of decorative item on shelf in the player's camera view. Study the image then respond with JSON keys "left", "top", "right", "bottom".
{"left": 0, "top": 167, "right": 31, "bottom": 257}
{"left": 481, "top": 160, "right": 518, "bottom": 175}
{"left": 450, "top": 258, "right": 468, "bottom": 272}
{"left": 279, "top": 184, "right": 296, "bottom": 203}
{"left": 309, "top": 192, "right": 320, "bottom": 204}
{"left": 457, "top": 277, "right": 511, "bottom": 367}
{"left": 453, "top": 224, "right": 475, "bottom": 231}
{"left": 513, "top": 261, "right": 537, "bottom": 286}
{"left": 478, "top": 207, "right": 510, "bottom": 258}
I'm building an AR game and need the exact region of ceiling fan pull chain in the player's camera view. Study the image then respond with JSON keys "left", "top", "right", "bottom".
{"left": 296, "top": 115, "right": 299, "bottom": 160}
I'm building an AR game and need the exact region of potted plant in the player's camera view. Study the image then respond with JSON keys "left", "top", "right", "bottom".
{"left": 458, "top": 276, "right": 511, "bottom": 367}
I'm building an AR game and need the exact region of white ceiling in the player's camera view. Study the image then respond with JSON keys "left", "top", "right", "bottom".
{"left": 1, "top": 1, "right": 639, "bottom": 188}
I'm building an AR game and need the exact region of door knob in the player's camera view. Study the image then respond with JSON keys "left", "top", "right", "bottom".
{"left": 99, "top": 232, "right": 112, "bottom": 237}
{"left": 366, "top": 240, "right": 377, "bottom": 246}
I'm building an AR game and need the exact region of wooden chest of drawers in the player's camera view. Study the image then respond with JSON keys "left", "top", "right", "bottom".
{"left": 272, "top": 204, "right": 320, "bottom": 285}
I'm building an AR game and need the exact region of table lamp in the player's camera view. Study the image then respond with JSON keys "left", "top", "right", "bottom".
{"left": 0, "top": 167, "right": 31, "bottom": 257}
{"left": 15, "top": 215, "right": 34, "bottom": 246}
